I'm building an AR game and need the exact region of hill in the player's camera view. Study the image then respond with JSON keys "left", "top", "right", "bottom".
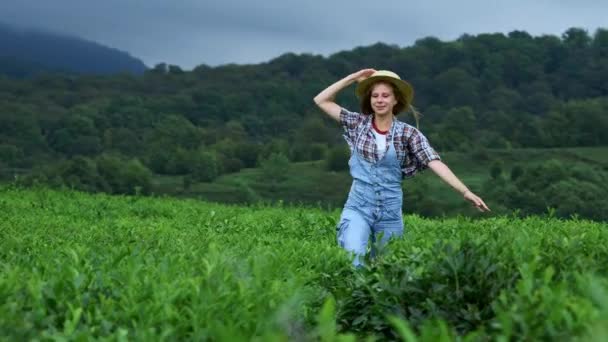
{"left": 1, "top": 187, "right": 607, "bottom": 340}
{"left": 1, "top": 27, "right": 607, "bottom": 221}
{"left": 149, "top": 146, "right": 608, "bottom": 220}
{"left": 0, "top": 22, "right": 147, "bottom": 77}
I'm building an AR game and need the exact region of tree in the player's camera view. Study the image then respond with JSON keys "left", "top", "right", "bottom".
{"left": 483, "top": 159, "right": 608, "bottom": 221}
{"left": 147, "top": 115, "right": 203, "bottom": 150}
{"left": 102, "top": 127, "right": 142, "bottom": 156}
{"left": 189, "top": 150, "right": 219, "bottom": 182}
{"left": 58, "top": 156, "right": 105, "bottom": 192}
{"left": 510, "top": 165, "right": 524, "bottom": 181}
{"left": 0, "top": 144, "right": 22, "bottom": 165}
{"left": 3, "top": 26, "right": 608, "bottom": 205}
{"left": 225, "top": 120, "right": 248, "bottom": 142}
{"left": 437, "top": 106, "right": 476, "bottom": 151}
{"left": 259, "top": 139, "right": 291, "bottom": 162}
{"left": 96, "top": 154, "right": 152, "bottom": 195}
{"left": 562, "top": 28, "right": 591, "bottom": 48}
{"left": 490, "top": 161, "right": 503, "bottom": 180}
{"left": 291, "top": 142, "right": 328, "bottom": 162}
{"left": 233, "top": 143, "right": 261, "bottom": 168}
{"left": 326, "top": 145, "right": 350, "bottom": 171}
{"left": 260, "top": 153, "right": 289, "bottom": 183}
{"left": 0, "top": 106, "right": 46, "bottom": 155}
{"left": 47, "top": 115, "right": 102, "bottom": 156}
{"left": 432, "top": 68, "right": 480, "bottom": 108}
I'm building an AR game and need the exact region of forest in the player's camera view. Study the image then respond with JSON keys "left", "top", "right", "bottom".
{"left": 1, "top": 27, "right": 607, "bottom": 220}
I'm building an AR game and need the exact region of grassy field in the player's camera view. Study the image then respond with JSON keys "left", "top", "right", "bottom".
{"left": 2, "top": 187, "right": 608, "bottom": 340}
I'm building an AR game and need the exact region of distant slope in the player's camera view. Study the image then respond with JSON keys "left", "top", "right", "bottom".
{"left": 0, "top": 55, "right": 51, "bottom": 78}
{"left": 0, "top": 22, "right": 147, "bottom": 76}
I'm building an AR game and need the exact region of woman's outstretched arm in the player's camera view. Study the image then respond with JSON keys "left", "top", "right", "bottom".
{"left": 428, "top": 160, "right": 491, "bottom": 212}
{"left": 313, "top": 68, "right": 376, "bottom": 121}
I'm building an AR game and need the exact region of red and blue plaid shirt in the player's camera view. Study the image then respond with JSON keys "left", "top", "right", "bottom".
{"left": 340, "top": 108, "right": 441, "bottom": 178}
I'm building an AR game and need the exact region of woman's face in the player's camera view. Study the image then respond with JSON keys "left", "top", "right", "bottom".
{"left": 370, "top": 82, "right": 398, "bottom": 116}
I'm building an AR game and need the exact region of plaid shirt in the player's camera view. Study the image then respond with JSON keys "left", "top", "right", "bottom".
{"left": 340, "top": 108, "right": 441, "bottom": 178}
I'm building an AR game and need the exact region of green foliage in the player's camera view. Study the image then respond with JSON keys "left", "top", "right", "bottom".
{"left": 47, "top": 115, "right": 102, "bottom": 156}
{"left": 326, "top": 145, "right": 351, "bottom": 172}
{"left": 18, "top": 155, "right": 152, "bottom": 195}
{"left": 510, "top": 164, "right": 524, "bottom": 181}
{"left": 2, "top": 28, "right": 608, "bottom": 223}
{"left": 142, "top": 147, "right": 608, "bottom": 222}
{"left": 432, "top": 68, "right": 480, "bottom": 108}
{"left": 0, "top": 104, "right": 47, "bottom": 155}
{"left": 96, "top": 154, "right": 152, "bottom": 195}
{"left": 146, "top": 115, "right": 203, "bottom": 150}
{"left": 260, "top": 153, "right": 290, "bottom": 183}
{"left": 232, "top": 142, "right": 261, "bottom": 168}
{"left": 490, "top": 161, "right": 503, "bottom": 180}
{"left": 540, "top": 98, "right": 608, "bottom": 147}
{"left": 469, "top": 146, "right": 490, "bottom": 162}
{"left": 483, "top": 159, "right": 608, "bottom": 221}
{"left": 213, "top": 139, "right": 249, "bottom": 173}
{"left": 1, "top": 188, "right": 608, "bottom": 340}
{"left": 259, "top": 139, "right": 291, "bottom": 162}
{"left": 189, "top": 150, "right": 220, "bottom": 182}
{"left": 435, "top": 106, "right": 476, "bottom": 151}
{"left": 58, "top": 156, "right": 106, "bottom": 192}
{"left": 291, "top": 142, "right": 329, "bottom": 162}
{"left": 331, "top": 215, "right": 608, "bottom": 340}
{"left": 2, "top": 28, "right": 608, "bottom": 174}
{"left": 102, "top": 127, "right": 142, "bottom": 156}
{"left": 0, "top": 144, "right": 23, "bottom": 165}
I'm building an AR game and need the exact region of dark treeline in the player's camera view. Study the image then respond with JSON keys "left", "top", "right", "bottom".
{"left": 1, "top": 27, "right": 607, "bottom": 219}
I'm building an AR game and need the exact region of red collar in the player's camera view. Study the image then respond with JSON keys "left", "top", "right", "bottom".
{"left": 372, "top": 118, "right": 389, "bottom": 135}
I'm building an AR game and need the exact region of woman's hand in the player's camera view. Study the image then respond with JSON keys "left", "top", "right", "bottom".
{"left": 349, "top": 69, "right": 376, "bottom": 82}
{"left": 314, "top": 68, "right": 377, "bottom": 121}
{"left": 428, "top": 160, "right": 491, "bottom": 213}
{"left": 463, "top": 190, "right": 491, "bottom": 212}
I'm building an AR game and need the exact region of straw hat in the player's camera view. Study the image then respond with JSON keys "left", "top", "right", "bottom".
{"left": 355, "top": 70, "right": 414, "bottom": 107}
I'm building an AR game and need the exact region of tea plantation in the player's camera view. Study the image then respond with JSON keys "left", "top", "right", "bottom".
{"left": 1, "top": 186, "right": 607, "bottom": 341}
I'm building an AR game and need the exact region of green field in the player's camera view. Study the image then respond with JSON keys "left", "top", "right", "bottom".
{"left": 2, "top": 187, "right": 608, "bottom": 340}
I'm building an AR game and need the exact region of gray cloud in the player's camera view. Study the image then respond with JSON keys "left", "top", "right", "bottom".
{"left": 0, "top": 0, "right": 606, "bottom": 69}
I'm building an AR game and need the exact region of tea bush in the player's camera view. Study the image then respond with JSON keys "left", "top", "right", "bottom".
{"left": 1, "top": 186, "right": 607, "bottom": 341}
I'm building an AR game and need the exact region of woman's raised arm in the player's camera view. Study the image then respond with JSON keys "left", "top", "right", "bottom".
{"left": 313, "top": 69, "right": 376, "bottom": 121}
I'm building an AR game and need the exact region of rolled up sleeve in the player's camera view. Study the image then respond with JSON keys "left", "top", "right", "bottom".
{"left": 339, "top": 107, "right": 365, "bottom": 149}
{"left": 402, "top": 128, "right": 441, "bottom": 178}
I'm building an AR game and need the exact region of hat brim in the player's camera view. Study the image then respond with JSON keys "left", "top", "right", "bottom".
{"left": 355, "top": 76, "right": 414, "bottom": 106}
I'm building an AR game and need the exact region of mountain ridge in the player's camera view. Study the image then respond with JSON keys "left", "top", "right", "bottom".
{"left": 0, "top": 22, "right": 148, "bottom": 77}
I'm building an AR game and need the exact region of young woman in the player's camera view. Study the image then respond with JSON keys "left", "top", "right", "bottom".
{"left": 314, "top": 69, "right": 490, "bottom": 267}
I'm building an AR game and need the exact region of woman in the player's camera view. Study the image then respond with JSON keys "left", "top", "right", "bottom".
{"left": 313, "top": 69, "right": 490, "bottom": 267}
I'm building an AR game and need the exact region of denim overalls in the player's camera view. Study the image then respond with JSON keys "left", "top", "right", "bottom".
{"left": 337, "top": 121, "right": 404, "bottom": 267}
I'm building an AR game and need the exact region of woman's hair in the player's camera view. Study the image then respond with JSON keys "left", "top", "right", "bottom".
{"left": 359, "top": 81, "right": 421, "bottom": 128}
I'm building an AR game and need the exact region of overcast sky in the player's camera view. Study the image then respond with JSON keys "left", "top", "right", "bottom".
{"left": 1, "top": 0, "right": 606, "bottom": 69}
